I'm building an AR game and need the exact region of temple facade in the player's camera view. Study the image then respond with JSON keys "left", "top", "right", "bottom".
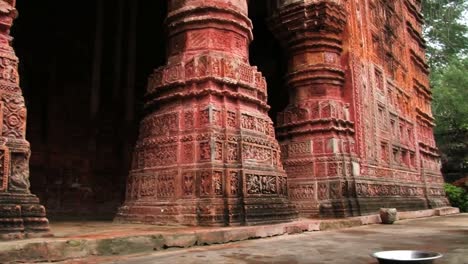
{"left": 268, "top": 0, "right": 448, "bottom": 217}
{"left": 0, "top": 0, "right": 449, "bottom": 237}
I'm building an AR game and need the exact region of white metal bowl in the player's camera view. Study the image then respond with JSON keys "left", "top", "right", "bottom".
{"left": 371, "top": 250, "right": 443, "bottom": 264}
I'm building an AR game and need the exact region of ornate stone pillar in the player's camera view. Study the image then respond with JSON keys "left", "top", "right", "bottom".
{"left": 0, "top": 0, "right": 50, "bottom": 239}
{"left": 115, "top": 0, "right": 297, "bottom": 226}
{"left": 269, "top": 0, "right": 359, "bottom": 217}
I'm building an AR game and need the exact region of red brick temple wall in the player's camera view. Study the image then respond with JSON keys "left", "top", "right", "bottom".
{"left": 268, "top": 0, "right": 448, "bottom": 217}
{"left": 14, "top": 1, "right": 290, "bottom": 222}
{"left": 344, "top": 0, "right": 448, "bottom": 213}
{"left": 4, "top": 0, "right": 449, "bottom": 230}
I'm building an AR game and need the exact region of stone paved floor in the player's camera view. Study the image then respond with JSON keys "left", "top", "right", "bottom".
{"left": 58, "top": 214, "right": 468, "bottom": 264}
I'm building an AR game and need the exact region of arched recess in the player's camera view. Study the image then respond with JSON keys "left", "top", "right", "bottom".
{"left": 13, "top": 1, "right": 167, "bottom": 220}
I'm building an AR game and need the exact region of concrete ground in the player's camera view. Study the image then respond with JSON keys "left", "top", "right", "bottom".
{"left": 60, "top": 214, "right": 468, "bottom": 264}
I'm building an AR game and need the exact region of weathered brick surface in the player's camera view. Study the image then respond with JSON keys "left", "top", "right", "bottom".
{"left": 115, "top": 0, "right": 297, "bottom": 226}
{"left": 0, "top": 0, "right": 50, "bottom": 240}
{"left": 1, "top": 0, "right": 451, "bottom": 239}
{"left": 268, "top": 0, "right": 449, "bottom": 217}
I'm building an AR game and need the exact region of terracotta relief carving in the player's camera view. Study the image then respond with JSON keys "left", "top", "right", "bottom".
{"left": 268, "top": 0, "right": 448, "bottom": 217}
{"left": 0, "top": 146, "right": 8, "bottom": 192}
{"left": 246, "top": 174, "right": 277, "bottom": 195}
{"left": 0, "top": 0, "right": 50, "bottom": 240}
{"left": 115, "top": 0, "right": 298, "bottom": 226}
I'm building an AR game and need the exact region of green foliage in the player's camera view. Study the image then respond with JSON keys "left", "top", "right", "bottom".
{"left": 444, "top": 183, "right": 468, "bottom": 212}
{"left": 422, "top": 0, "right": 468, "bottom": 68}
{"left": 432, "top": 57, "right": 468, "bottom": 132}
{"left": 423, "top": 0, "right": 468, "bottom": 175}
{"left": 432, "top": 57, "right": 468, "bottom": 170}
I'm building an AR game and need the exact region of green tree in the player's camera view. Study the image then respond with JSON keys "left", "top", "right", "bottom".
{"left": 423, "top": 0, "right": 468, "bottom": 68}
{"left": 422, "top": 0, "right": 468, "bottom": 177}
{"left": 444, "top": 183, "right": 468, "bottom": 212}
{"left": 431, "top": 57, "right": 468, "bottom": 173}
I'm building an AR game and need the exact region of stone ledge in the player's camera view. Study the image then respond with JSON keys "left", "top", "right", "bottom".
{"left": 435, "top": 207, "right": 460, "bottom": 216}
{"left": 0, "top": 208, "right": 459, "bottom": 263}
{"left": 397, "top": 207, "right": 459, "bottom": 220}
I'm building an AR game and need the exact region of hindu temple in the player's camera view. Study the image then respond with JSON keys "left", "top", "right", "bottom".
{"left": 0, "top": 0, "right": 449, "bottom": 238}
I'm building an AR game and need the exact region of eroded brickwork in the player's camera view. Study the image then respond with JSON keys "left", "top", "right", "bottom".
{"left": 0, "top": 0, "right": 448, "bottom": 236}
{"left": 115, "top": 0, "right": 297, "bottom": 226}
{"left": 0, "top": 0, "right": 50, "bottom": 239}
{"left": 353, "top": 0, "right": 448, "bottom": 211}
{"left": 269, "top": 0, "right": 448, "bottom": 217}
{"left": 269, "top": 0, "right": 358, "bottom": 217}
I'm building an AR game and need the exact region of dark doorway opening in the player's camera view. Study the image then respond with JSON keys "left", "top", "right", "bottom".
{"left": 12, "top": 1, "right": 286, "bottom": 220}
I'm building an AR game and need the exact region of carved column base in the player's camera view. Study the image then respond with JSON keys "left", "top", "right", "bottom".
{"left": 427, "top": 197, "right": 450, "bottom": 209}
{"left": 0, "top": 194, "right": 51, "bottom": 240}
{"left": 116, "top": 201, "right": 197, "bottom": 226}
{"left": 289, "top": 177, "right": 361, "bottom": 219}
{"left": 352, "top": 171, "right": 450, "bottom": 215}
{"left": 116, "top": 199, "right": 297, "bottom": 226}
{"left": 284, "top": 155, "right": 360, "bottom": 218}
{"left": 289, "top": 199, "right": 361, "bottom": 219}
{"left": 0, "top": 203, "right": 24, "bottom": 240}
{"left": 243, "top": 197, "right": 297, "bottom": 225}
{"left": 319, "top": 198, "right": 361, "bottom": 218}
{"left": 115, "top": 200, "right": 233, "bottom": 226}
{"left": 116, "top": 166, "right": 298, "bottom": 226}
{"left": 423, "top": 172, "right": 450, "bottom": 209}
{"left": 116, "top": 192, "right": 297, "bottom": 227}
{"left": 355, "top": 197, "right": 429, "bottom": 215}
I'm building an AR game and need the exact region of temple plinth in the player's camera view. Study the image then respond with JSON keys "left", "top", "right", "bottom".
{"left": 115, "top": 0, "right": 297, "bottom": 226}
{"left": 0, "top": 0, "right": 50, "bottom": 240}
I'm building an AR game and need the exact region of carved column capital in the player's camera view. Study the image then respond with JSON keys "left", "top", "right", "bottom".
{"left": 165, "top": 0, "right": 253, "bottom": 63}
{"left": 268, "top": 0, "right": 348, "bottom": 103}
{"left": 269, "top": 0, "right": 346, "bottom": 52}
